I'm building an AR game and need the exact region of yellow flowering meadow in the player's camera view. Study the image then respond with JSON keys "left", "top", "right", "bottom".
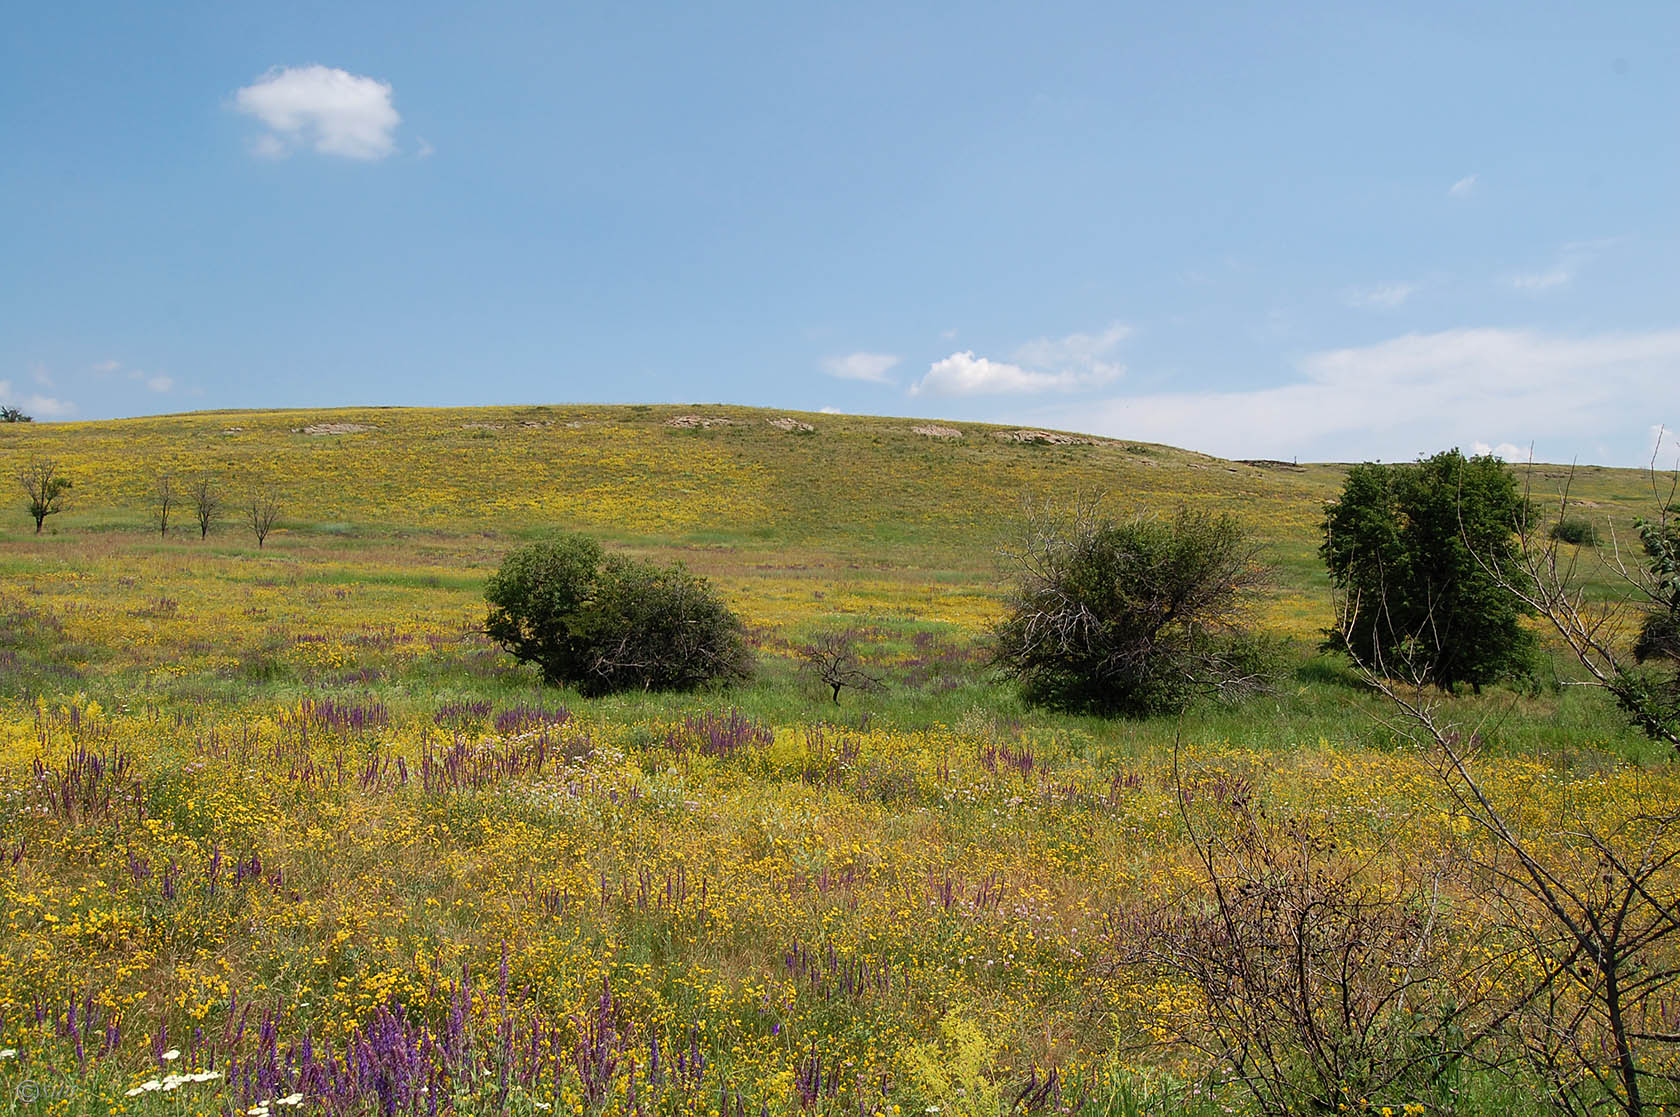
{"left": 0, "top": 406, "right": 1674, "bottom": 1116}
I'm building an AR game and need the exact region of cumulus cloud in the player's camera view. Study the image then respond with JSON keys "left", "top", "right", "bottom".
{"left": 911, "top": 323, "right": 1129, "bottom": 397}
{"left": 1038, "top": 327, "right": 1680, "bottom": 466}
{"left": 0, "top": 380, "right": 75, "bottom": 418}
{"left": 146, "top": 375, "right": 174, "bottom": 393}
{"left": 235, "top": 65, "right": 401, "bottom": 160}
{"left": 823, "top": 352, "right": 900, "bottom": 384}
{"left": 1344, "top": 281, "right": 1418, "bottom": 309}
{"left": 1449, "top": 173, "right": 1478, "bottom": 198}
{"left": 1471, "top": 441, "right": 1530, "bottom": 461}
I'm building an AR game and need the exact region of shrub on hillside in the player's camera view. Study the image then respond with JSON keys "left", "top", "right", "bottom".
{"left": 1322, "top": 449, "right": 1536, "bottom": 693}
{"left": 991, "top": 501, "right": 1277, "bottom": 716}
{"left": 1550, "top": 515, "right": 1599, "bottom": 546}
{"left": 484, "top": 533, "right": 751, "bottom": 695}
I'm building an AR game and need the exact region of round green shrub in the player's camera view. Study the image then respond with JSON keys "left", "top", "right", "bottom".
{"left": 484, "top": 533, "right": 752, "bottom": 695}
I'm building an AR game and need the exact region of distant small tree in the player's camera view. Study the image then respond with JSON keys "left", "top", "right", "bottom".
{"left": 798, "top": 629, "right": 887, "bottom": 704}
{"left": 1321, "top": 449, "right": 1536, "bottom": 693}
{"left": 1, "top": 406, "right": 31, "bottom": 423}
{"left": 19, "top": 457, "right": 71, "bottom": 533}
{"left": 19, "top": 456, "right": 71, "bottom": 537}
{"left": 993, "top": 499, "right": 1276, "bottom": 716}
{"left": 248, "top": 489, "right": 282, "bottom": 548}
{"left": 154, "top": 472, "right": 176, "bottom": 537}
{"left": 189, "top": 474, "right": 220, "bottom": 539}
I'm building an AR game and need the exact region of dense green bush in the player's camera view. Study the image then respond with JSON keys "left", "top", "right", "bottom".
{"left": 992, "top": 503, "right": 1276, "bottom": 716}
{"left": 1322, "top": 449, "right": 1536, "bottom": 692}
{"left": 484, "top": 533, "right": 751, "bottom": 695}
{"left": 1550, "top": 515, "right": 1599, "bottom": 546}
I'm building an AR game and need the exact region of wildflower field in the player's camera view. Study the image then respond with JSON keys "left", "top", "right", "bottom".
{"left": 0, "top": 405, "right": 1675, "bottom": 1116}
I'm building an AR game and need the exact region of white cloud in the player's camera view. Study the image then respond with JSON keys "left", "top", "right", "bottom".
{"left": 1344, "top": 281, "right": 1418, "bottom": 309}
{"left": 1038, "top": 327, "right": 1680, "bottom": 465}
{"left": 0, "top": 380, "right": 76, "bottom": 418}
{"left": 234, "top": 65, "right": 401, "bottom": 160}
{"left": 911, "top": 323, "right": 1129, "bottom": 397}
{"left": 146, "top": 375, "right": 174, "bottom": 393}
{"left": 911, "top": 351, "right": 1115, "bottom": 397}
{"left": 819, "top": 406, "right": 843, "bottom": 414}
{"left": 1471, "top": 441, "right": 1530, "bottom": 461}
{"left": 1449, "top": 173, "right": 1478, "bottom": 198}
{"left": 91, "top": 360, "right": 121, "bottom": 373}
{"left": 823, "top": 352, "right": 900, "bottom": 384}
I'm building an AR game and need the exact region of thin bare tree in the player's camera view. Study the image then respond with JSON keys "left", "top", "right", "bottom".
{"left": 19, "top": 457, "right": 71, "bottom": 534}
{"left": 189, "top": 474, "right": 220, "bottom": 540}
{"left": 153, "top": 471, "right": 176, "bottom": 537}
{"left": 797, "top": 629, "right": 887, "bottom": 704}
{"left": 248, "top": 488, "right": 282, "bottom": 548}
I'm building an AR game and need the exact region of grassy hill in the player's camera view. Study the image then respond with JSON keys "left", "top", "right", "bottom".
{"left": 0, "top": 404, "right": 1675, "bottom": 1116}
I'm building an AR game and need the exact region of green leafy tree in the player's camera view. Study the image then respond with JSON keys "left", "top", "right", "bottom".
{"left": 484, "top": 533, "right": 751, "bottom": 695}
{"left": 992, "top": 501, "right": 1275, "bottom": 716}
{"left": 19, "top": 457, "right": 71, "bottom": 533}
{"left": 1321, "top": 449, "right": 1536, "bottom": 692}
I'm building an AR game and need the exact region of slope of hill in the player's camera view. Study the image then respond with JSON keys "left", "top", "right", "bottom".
{"left": 0, "top": 405, "right": 1673, "bottom": 1116}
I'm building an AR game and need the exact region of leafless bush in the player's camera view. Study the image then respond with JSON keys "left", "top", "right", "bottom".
{"left": 796, "top": 628, "right": 887, "bottom": 704}
{"left": 1362, "top": 676, "right": 1680, "bottom": 1117}
{"left": 1476, "top": 450, "right": 1680, "bottom": 750}
{"left": 248, "top": 488, "right": 282, "bottom": 548}
{"left": 189, "top": 474, "right": 220, "bottom": 539}
{"left": 1111, "top": 754, "right": 1498, "bottom": 1114}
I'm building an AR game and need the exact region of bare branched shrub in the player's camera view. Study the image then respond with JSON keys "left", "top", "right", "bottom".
{"left": 797, "top": 628, "right": 887, "bottom": 704}
{"left": 153, "top": 471, "right": 175, "bottom": 537}
{"left": 248, "top": 488, "right": 282, "bottom": 548}
{"left": 1479, "top": 451, "right": 1680, "bottom": 749}
{"left": 1350, "top": 610, "right": 1680, "bottom": 1116}
{"left": 189, "top": 474, "right": 220, "bottom": 540}
{"left": 1112, "top": 757, "right": 1495, "bottom": 1114}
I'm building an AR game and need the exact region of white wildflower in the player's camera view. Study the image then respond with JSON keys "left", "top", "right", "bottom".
{"left": 161, "top": 1048, "right": 181, "bottom": 1061}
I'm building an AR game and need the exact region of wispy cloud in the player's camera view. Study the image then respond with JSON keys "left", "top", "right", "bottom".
{"left": 1012, "top": 322, "right": 1130, "bottom": 377}
{"left": 235, "top": 65, "right": 402, "bottom": 160}
{"left": 1506, "top": 238, "right": 1618, "bottom": 294}
{"left": 823, "top": 352, "right": 900, "bottom": 384}
{"left": 1449, "top": 173, "right": 1478, "bottom": 198}
{"left": 1344, "top": 281, "right": 1418, "bottom": 310}
{"left": 911, "top": 322, "right": 1129, "bottom": 397}
{"left": 1038, "top": 326, "right": 1680, "bottom": 465}
{"left": 145, "top": 375, "right": 174, "bottom": 393}
{"left": 1508, "top": 266, "right": 1571, "bottom": 291}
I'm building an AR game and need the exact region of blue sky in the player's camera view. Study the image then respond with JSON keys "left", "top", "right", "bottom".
{"left": 3, "top": 2, "right": 1678, "bottom": 465}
